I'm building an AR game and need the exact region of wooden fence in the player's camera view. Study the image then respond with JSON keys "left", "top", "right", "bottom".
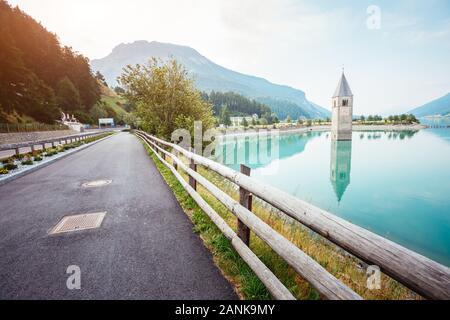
{"left": 135, "top": 130, "right": 450, "bottom": 300}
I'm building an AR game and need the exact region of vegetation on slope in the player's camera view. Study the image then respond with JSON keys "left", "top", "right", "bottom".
{"left": 201, "top": 91, "right": 271, "bottom": 117}
{"left": 0, "top": 0, "right": 100, "bottom": 124}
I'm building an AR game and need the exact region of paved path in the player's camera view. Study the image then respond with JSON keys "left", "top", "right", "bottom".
{"left": 0, "top": 133, "right": 237, "bottom": 300}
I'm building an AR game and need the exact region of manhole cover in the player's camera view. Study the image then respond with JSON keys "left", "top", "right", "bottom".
{"left": 82, "top": 180, "right": 112, "bottom": 188}
{"left": 49, "top": 212, "right": 106, "bottom": 235}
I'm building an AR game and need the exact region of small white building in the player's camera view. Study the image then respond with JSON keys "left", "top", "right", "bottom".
{"left": 331, "top": 72, "right": 353, "bottom": 141}
{"left": 98, "top": 118, "right": 115, "bottom": 128}
{"left": 230, "top": 114, "right": 259, "bottom": 127}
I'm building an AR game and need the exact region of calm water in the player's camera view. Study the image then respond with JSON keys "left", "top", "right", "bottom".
{"left": 214, "top": 123, "right": 450, "bottom": 266}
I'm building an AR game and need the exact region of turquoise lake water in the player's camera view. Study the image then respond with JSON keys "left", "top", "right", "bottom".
{"left": 214, "top": 123, "right": 450, "bottom": 266}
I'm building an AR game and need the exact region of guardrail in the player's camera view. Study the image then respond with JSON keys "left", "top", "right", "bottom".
{"left": 0, "top": 123, "right": 69, "bottom": 133}
{"left": 0, "top": 130, "right": 114, "bottom": 155}
{"left": 135, "top": 130, "right": 450, "bottom": 300}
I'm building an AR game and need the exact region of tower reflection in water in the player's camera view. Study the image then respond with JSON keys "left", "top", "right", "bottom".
{"left": 330, "top": 138, "right": 352, "bottom": 202}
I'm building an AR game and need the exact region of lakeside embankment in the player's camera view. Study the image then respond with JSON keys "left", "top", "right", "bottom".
{"left": 219, "top": 124, "right": 427, "bottom": 137}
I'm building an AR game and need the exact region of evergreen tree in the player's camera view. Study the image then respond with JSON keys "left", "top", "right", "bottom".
{"left": 0, "top": 1, "right": 100, "bottom": 123}
{"left": 95, "top": 71, "right": 108, "bottom": 87}
{"left": 220, "top": 105, "right": 231, "bottom": 127}
{"left": 56, "top": 77, "right": 82, "bottom": 113}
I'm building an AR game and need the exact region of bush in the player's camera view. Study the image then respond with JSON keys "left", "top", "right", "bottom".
{"left": 0, "top": 168, "right": 9, "bottom": 175}
{"left": 21, "top": 159, "right": 33, "bottom": 166}
{"left": 63, "top": 145, "right": 74, "bottom": 150}
{"left": 45, "top": 149, "right": 58, "bottom": 157}
{"left": 4, "top": 163, "right": 17, "bottom": 170}
{"left": 34, "top": 156, "right": 43, "bottom": 162}
{"left": 1, "top": 158, "right": 13, "bottom": 165}
{"left": 13, "top": 154, "right": 25, "bottom": 160}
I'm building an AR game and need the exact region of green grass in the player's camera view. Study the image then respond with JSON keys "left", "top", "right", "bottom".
{"left": 142, "top": 142, "right": 271, "bottom": 300}
{"left": 101, "top": 95, "right": 129, "bottom": 117}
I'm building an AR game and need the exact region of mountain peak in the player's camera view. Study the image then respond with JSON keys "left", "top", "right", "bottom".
{"left": 110, "top": 40, "right": 200, "bottom": 57}
{"left": 91, "top": 41, "right": 330, "bottom": 119}
{"left": 409, "top": 92, "right": 450, "bottom": 117}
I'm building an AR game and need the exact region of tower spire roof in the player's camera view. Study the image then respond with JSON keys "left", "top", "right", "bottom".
{"left": 333, "top": 72, "right": 353, "bottom": 98}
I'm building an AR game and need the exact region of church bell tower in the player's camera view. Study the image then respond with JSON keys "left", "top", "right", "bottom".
{"left": 331, "top": 71, "right": 353, "bottom": 141}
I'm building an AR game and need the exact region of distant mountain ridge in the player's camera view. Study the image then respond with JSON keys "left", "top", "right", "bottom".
{"left": 409, "top": 93, "right": 450, "bottom": 117}
{"left": 91, "top": 41, "right": 330, "bottom": 119}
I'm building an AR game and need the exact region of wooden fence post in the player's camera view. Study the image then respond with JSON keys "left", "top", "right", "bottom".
{"left": 238, "top": 164, "right": 252, "bottom": 246}
{"left": 189, "top": 149, "right": 197, "bottom": 190}
{"left": 173, "top": 152, "right": 178, "bottom": 171}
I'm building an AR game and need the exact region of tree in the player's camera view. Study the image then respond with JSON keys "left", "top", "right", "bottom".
{"left": 114, "top": 86, "right": 125, "bottom": 95}
{"left": 259, "top": 118, "right": 268, "bottom": 126}
{"left": 286, "top": 115, "right": 292, "bottom": 123}
{"left": 400, "top": 114, "right": 408, "bottom": 123}
{"left": 0, "top": 1, "right": 100, "bottom": 123}
{"left": 360, "top": 115, "right": 366, "bottom": 122}
{"left": 242, "top": 117, "right": 249, "bottom": 127}
{"left": 95, "top": 71, "right": 108, "bottom": 87}
{"left": 202, "top": 91, "right": 271, "bottom": 117}
{"left": 119, "top": 58, "right": 214, "bottom": 139}
{"left": 219, "top": 105, "right": 231, "bottom": 127}
{"left": 56, "top": 77, "right": 82, "bottom": 113}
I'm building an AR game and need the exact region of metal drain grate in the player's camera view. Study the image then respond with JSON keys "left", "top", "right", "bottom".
{"left": 49, "top": 212, "right": 106, "bottom": 235}
{"left": 82, "top": 180, "right": 112, "bottom": 188}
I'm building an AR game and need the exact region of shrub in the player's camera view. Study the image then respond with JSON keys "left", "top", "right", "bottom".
{"left": 4, "top": 163, "right": 18, "bottom": 170}
{"left": 34, "top": 156, "right": 43, "bottom": 162}
{"left": 1, "top": 158, "right": 13, "bottom": 165}
{"left": 0, "top": 168, "right": 9, "bottom": 175}
{"left": 63, "top": 145, "right": 74, "bottom": 150}
{"left": 13, "top": 154, "right": 25, "bottom": 160}
{"left": 21, "top": 159, "right": 34, "bottom": 166}
{"left": 45, "top": 149, "right": 58, "bottom": 157}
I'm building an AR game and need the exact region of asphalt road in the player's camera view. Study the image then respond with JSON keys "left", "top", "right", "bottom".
{"left": 0, "top": 132, "right": 237, "bottom": 300}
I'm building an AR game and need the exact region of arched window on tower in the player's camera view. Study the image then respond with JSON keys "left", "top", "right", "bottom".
{"left": 343, "top": 99, "right": 348, "bottom": 106}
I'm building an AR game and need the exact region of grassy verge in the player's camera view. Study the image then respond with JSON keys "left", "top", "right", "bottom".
{"left": 142, "top": 142, "right": 270, "bottom": 299}
{"left": 140, "top": 138, "right": 420, "bottom": 300}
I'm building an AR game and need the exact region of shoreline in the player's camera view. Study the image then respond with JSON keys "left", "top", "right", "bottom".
{"left": 218, "top": 124, "right": 428, "bottom": 137}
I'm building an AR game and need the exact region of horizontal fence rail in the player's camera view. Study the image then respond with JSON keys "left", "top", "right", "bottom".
{"left": 0, "top": 123, "right": 69, "bottom": 133}
{"left": 136, "top": 130, "right": 450, "bottom": 300}
{"left": 0, "top": 130, "right": 114, "bottom": 154}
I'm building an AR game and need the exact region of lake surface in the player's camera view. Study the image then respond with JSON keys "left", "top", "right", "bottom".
{"left": 214, "top": 124, "right": 450, "bottom": 266}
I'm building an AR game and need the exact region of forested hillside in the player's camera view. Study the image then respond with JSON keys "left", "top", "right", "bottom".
{"left": 201, "top": 91, "right": 271, "bottom": 116}
{"left": 0, "top": 0, "right": 100, "bottom": 124}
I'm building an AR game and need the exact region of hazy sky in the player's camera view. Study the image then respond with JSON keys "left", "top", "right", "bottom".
{"left": 7, "top": 0, "right": 450, "bottom": 115}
